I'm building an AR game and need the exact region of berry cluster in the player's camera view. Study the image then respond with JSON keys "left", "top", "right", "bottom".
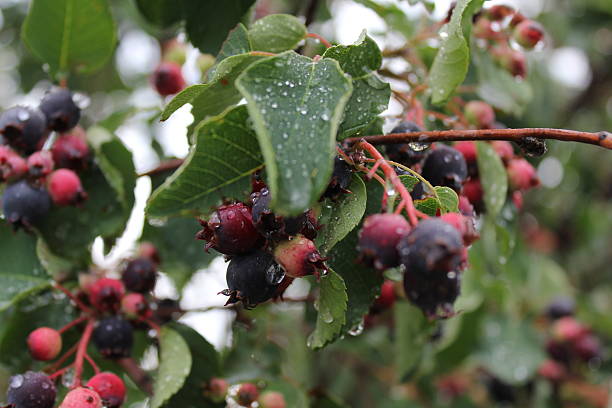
{"left": 5, "top": 243, "right": 161, "bottom": 408}
{"left": 0, "top": 88, "right": 89, "bottom": 230}
{"left": 204, "top": 379, "right": 286, "bottom": 408}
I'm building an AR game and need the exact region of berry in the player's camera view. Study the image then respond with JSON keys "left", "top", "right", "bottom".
{"left": 152, "top": 298, "right": 181, "bottom": 324}
{"left": 545, "top": 339, "right": 571, "bottom": 364}
{"left": 574, "top": 335, "right": 601, "bottom": 362}
{"left": 552, "top": 317, "right": 588, "bottom": 343}
{"left": 398, "top": 218, "right": 464, "bottom": 276}
{"left": 453, "top": 141, "right": 477, "bottom": 164}
{"left": 492, "top": 46, "right": 527, "bottom": 78}
{"left": 89, "top": 278, "right": 125, "bottom": 313}
{"left": 137, "top": 241, "right": 161, "bottom": 265}
{"left": 462, "top": 179, "right": 483, "bottom": 206}
{"left": 0, "top": 106, "right": 48, "bottom": 153}
{"left": 357, "top": 213, "right": 411, "bottom": 271}
{"left": 121, "top": 293, "right": 150, "bottom": 319}
{"left": 251, "top": 188, "right": 316, "bottom": 240}
{"left": 39, "top": 89, "right": 81, "bottom": 132}
{"left": 545, "top": 297, "right": 575, "bottom": 320}
{"left": 464, "top": 101, "right": 495, "bottom": 129}
{"left": 507, "top": 158, "right": 539, "bottom": 191}
{"left": 372, "top": 281, "right": 396, "bottom": 312}
{"left": 2, "top": 180, "right": 52, "bottom": 228}
{"left": 538, "top": 359, "right": 566, "bottom": 383}
{"left": 59, "top": 387, "right": 102, "bottom": 408}
{"left": 122, "top": 257, "right": 157, "bottom": 293}
{"left": 513, "top": 20, "right": 545, "bottom": 49}
{"left": 258, "top": 391, "right": 286, "bottom": 408}
{"left": 439, "top": 212, "right": 479, "bottom": 245}
{"left": 236, "top": 383, "right": 259, "bottom": 406}
{"left": 509, "top": 12, "right": 526, "bottom": 27}
{"left": 273, "top": 235, "right": 326, "bottom": 278}
{"left": 151, "top": 62, "right": 186, "bottom": 96}
{"left": 322, "top": 156, "right": 352, "bottom": 200}
{"left": 384, "top": 121, "right": 430, "bottom": 167}
{"left": 27, "top": 327, "right": 62, "bottom": 361}
{"left": 196, "top": 203, "right": 264, "bottom": 255}
{"left": 204, "top": 377, "right": 228, "bottom": 402}
{"left": 51, "top": 127, "right": 90, "bottom": 170}
{"left": 26, "top": 151, "right": 54, "bottom": 178}
{"left": 222, "top": 250, "right": 284, "bottom": 308}
{"left": 86, "top": 372, "right": 126, "bottom": 408}
{"left": 458, "top": 195, "right": 475, "bottom": 216}
{"left": 47, "top": 169, "right": 87, "bottom": 206}
{"left": 92, "top": 316, "right": 134, "bottom": 359}
{"left": 7, "top": 371, "right": 56, "bottom": 408}
{"left": 491, "top": 141, "right": 514, "bottom": 162}
{"left": 486, "top": 4, "right": 515, "bottom": 20}
{"left": 472, "top": 17, "right": 495, "bottom": 40}
{"left": 421, "top": 145, "right": 468, "bottom": 192}
{"left": 403, "top": 266, "right": 461, "bottom": 319}
{"left": 0, "top": 146, "right": 28, "bottom": 182}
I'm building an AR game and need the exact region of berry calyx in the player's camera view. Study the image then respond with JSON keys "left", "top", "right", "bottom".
{"left": 92, "top": 316, "right": 134, "bottom": 359}
{"left": 357, "top": 213, "right": 411, "bottom": 271}
{"left": 236, "top": 383, "right": 259, "bottom": 407}
{"left": 403, "top": 266, "right": 461, "bottom": 319}
{"left": 121, "top": 257, "right": 158, "bottom": 293}
{"left": 322, "top": 156, "right": 353, "bottom": 200}
{"left": 0, "top": 106, "right": 48, "bottom": 153}
{"left": 86, "top": 372, "right": 126, "bottom": 408}
{"left": 26, "top": 151, "right": 54, "bottom": 179}
{"left": 513, "top": 20, "right": 545, "bottom": 49}
{"left": 89, "top": 278, "right": 125, "bottom": 313}
{"left": 0, "top": 146, "right": 28, "bottom": 182}
{"left": 59, "top": 387, "right": 102, "bottom": 408}
{"left": 251, "top": 188, "right": 317, "bottom": 240}
{"left": 51, "top": 127, "right": 90, "bottom": 170}
{"left": 464, "top": 101, "right": 495, "bottom": 129}
{"left": 121, "top": 293, "right": 150, "bottom": 319}
{"left": 258, "top": 391, "right": 286, "bottom": 408}
{"left": 197, "top": 202, "right": 264, "bottom": 255}
{"left": 27, "top": 327, "right": 62, "bottom": 361}
{"left": 273, "top": 235, "right": 326, "bottom": 278}
{"left": 2, "top": 180, "right": 52, "bottom": 229}
{"left": 7, "top": 371, "right": 56, "bottom": 408}
{"left": 384, "top": 121, "right": 430, "bottom": 167}
{"left": 47, "top": 169, "right": 87, "bottom": 206}
{"left": 39, "top": 88, "right": 81, "bottom": 132}
{"left": 151, "top": 62, "right": 186, "bottom": 96}
{"left": 507, "top": 158, "right": 539, "bottom": 191}
{"left": 421, "top": 145, "right": 468, "bottom": 192}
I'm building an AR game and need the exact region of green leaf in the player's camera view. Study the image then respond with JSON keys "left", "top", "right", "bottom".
{"left": 414, "top": 197, "right": 439, "bottom": 216}
{"left": 248, "top": 14, "right": 307, "bottom": 53}
{"left": 323, "top": 32, "right": 390, "bottom": 139}
{"left": 316, "top": 175, "right": 367, "bottom": 253}
{"left": 394, "top": 301, "right": 429, "bottom": 381}
{"left": 476, "top": 142, "right": 508, "bottom": 217}
{"left": 160, "top": 53, "right": 267, "bottom": 123}
{"left": 399, "top": 174, "right": 419, "bottom": 192}
{"left": 22, "top": 0, "right": 117, "bottom": 75}
{"left": 183, "top": 0, "right": 256, "bottom": 55}
{"left": 434, "top": 186, "right": 459, "bottom": 214}
{"left": 307, "top": 269, "right": 348, "bottom": 350}
{"left": 134, "top": 0, "right": 182, "bottom": 27}
{"left": 429, "top": 0, "right": 481, "bottom": 104}
{"left": 354, "top": 0, "right": 415, "bottom": 38}
{"left": 216, "top": 23, "right": 251, "bottom": 63}
{"left": 236, "top": 51, "right": 353, "bottom": 216}
{"left": 151, "top": 327, "right": 193, "bottom": 408}
{"left": 147, "top": 106, "right": 263, "bottom": 217}
{"left": 0, "top": 221, "right": 50, "bottom": 311}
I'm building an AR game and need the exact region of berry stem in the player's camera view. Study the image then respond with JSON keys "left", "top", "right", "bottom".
{"left": 345, "top": 128, "right": 612, "bottom": 150}
{"left": 84, "top": 353, "right": 100, "bottom": 375}
{"left": 53, "top": 283, "right": 93, "bottom": 314}
{"left": 118, "top": 358, "right": 153, "bottom": 395}
{"left": 72, "top": 318, "right": 95, "bottom": 388}
{"left": 45, "top": 343, "right": 78, "bottom": 373}
{"left": 48, "top": 364, "right": 74, "bottom": 381}
{"left": 58, "top": 315, "right": 88, "bottom": 334}
{"left": 306, "top": 32, "right": 332, "bottom": 48}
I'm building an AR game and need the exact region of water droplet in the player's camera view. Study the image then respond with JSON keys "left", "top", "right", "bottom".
{"left": 348, "top": 320, "right": 364, "bottom": 336}
{"left": 10, "top": 375, "right": 24, "bottom": 389}
{"left": 408, "top": 141, "right": 431, "bottom": 152}
{"left": 72, "top": 92, "right": 90, "bottom": 109}
{"left": 265, "top": 264, "right": 285, "bottom": 285}
{"left": 17, "top": 110, "right": 30, "bottom": 121}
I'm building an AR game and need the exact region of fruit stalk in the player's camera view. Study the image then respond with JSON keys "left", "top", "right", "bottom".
{"left": 72, "top": 318, "right": 95, "bottom": 388}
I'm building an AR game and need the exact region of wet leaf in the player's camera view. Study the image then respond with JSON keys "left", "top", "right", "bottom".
{"left": 151, "top": 327, "right": 192, "bottom": 408}
{"left": 476, "top": 142, "right": 508, "bottom": 217}
{"left": 249, "top": 14, "right": 307, "bottom": 53}
{"left": 308, "top": 269, "right": 347, "bottom": 350}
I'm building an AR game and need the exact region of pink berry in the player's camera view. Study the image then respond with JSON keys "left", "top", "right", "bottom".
{"left": 273, "top": 235, "right": 326, "bottom": 278}
{"left": 462, "top": 179, "right": 483, "bottom": 205}
{"left": 453, "top": 141, "right": 477, "bottom": 164}
{"left": 59, "top": 387, "right": 102, "bottom": 408}
{"left": 372, "top": 281, "right": 396, "bottom": 311}
{"left": 138, "top": 241, "right": 161, "bottom": 265}
{"left": 538, "top": 359, "right": 566, "bottom": 383}
{"left": 236, "top": 383, "right": 259, "bottom": 406}
{"left": 51, "top": 127, "right": 90, "bottom": 170}
{"left": 152, "top": 62, "right": 186, "bottom": 96}
{"left": 121, "top": 293, "right": 150, "bottom": 319}
{"left": 507, "top": 158, "right": 539, "bottom": 191}
{"left": 205, "top": 377, "right": 229, "bottom": 402}
{"left": 464, "top": 101, "right": 495, "bottom": 129}
{"left": 89, "top": 278, "right": 125, "bottom": 313}
{"left": 27, "top": 150, "right": 55, "bottom": 178}
{"left": 258, "top": 391, "right": 286, "bottom": 408}
{"left": 86, "top": 372, "right": 126, "bottom": 408}
{"left": 513, "top": 20, "right": 545, "bottom": 49}
{"left": 486, "top": 5, "right": 515, "bottom": 21}
{"left": 0, "top": 146, "right": 28, "bottom": 182}
{"left": 458, "top": 195, "right": 475, "bottom": 216}
{"left": 552, "top": 317, "right": 588, "bottom": 343}
{"left": 357, "top": 213, "right": 411, "bottom": 271}
{"left": 492, "top": 45, "right": 527, "bottom": 78}
{"left": 491, "top": 141, "right": 514, "bottom": 162}
{"left": 439, "top": 212, "right": 479, "bottom": 245}
{"left": 27, "top": 327, "right": 62, "bottom": 361}
{"left": 47, "top": 169, "right": 87, "bottom": 206}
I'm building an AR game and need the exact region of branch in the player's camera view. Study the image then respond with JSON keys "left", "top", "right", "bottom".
{"left": 138, "top": 159, "right": 184, "bottom": 177}
{"left": 345, "top": 128, "right": 612, "bottom": 150}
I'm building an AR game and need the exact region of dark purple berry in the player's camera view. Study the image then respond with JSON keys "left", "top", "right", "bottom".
{"left": 574, "top": 335, "right": 601, "bottom": 362}
{"left": 384, "top": 121, "right": 430, "bottom": 167}
{"left": 92, "top": 317, "right": 134, "bottom": 359}
{"left": 122, "top": 257, "right": 157, "bottom": 293}
{"left": 322, "top": 156, "right": 352, "bottom": 200}
{"left": 357, "top": 213, "right": 411, "bottom": 271}
{"left": 421, "top": 145, "right": 468, "bottom": 192}
{"left": 545, "top": 297, "right": 575, "bottom": 320}
{"left": 7, "top": 371, "right": 56, "bottom": 408}
{"left": 0, "top": 106, "right": 48, "bottom": 153}
{"left": 196, "top": 202, "right": 264, "bottom": 255}
{"left": 221, "top": 250, "right": 285, "bottom": 308}
{"left": 403, "top": 267, "right": 460, "bottom": 319}
{"left": 2, "top": 180, "right": 52, "bottom": 229}
{"left": 39, "top": 88, "right": 81, "bottom": 132}
{"left": 251, "top": 188, "right": 316, "bottom": 240}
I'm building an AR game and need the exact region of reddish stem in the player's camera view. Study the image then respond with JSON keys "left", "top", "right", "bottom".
{"left": 58, "top": 315, "right": 88, "bottom": 334}
{"left": 84, "top": 353, "right": 100, "bottom": 375}
{"left": 118, "top": 358, "right": 153, "bottom": 395}
{"left": 140, "top": 317, "right": 162, "bottom": 336}
{"left": 45, "top": 343, "right": 78, "bottom": 374}
{"left": 53, "top": 283, "right": 93, "bottom": 314}
{"left": 49, "top": 364, "right": 73, "bottom": 381}
{"left": 306, "top": 32, "right": 332, "bottom": 48}
{"left": 72, "top": 319, "right": 95, "bottom": 388}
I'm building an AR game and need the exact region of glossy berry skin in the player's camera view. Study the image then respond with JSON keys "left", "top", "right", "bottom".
{"left": 491, "top": 45, "right": 527, "bottom": 78}
{"left": 0, "top": 106, "right": 48, "bottom": 153}
{"left": 358, "top": 213, "right": 411, "bottom": 271}
{"left": 403, "top": 266, "right": 461, "bottom": 319}
{"left": 222, "top": 250, "right": 284, "bottom": 308}
{"left": 197, "top": 203, "right": 263, "bottom": 255}
{"left": 86, "top": 372, "right": 126, "bottom": 408}
{"left": 439, "top": 212, "right": 479, "bottom": 245}
{"left": 384, "top": 121, "right": 430, "bottom": 167}
{"left": 39, "top": 88, "right": 81, "bottom": 132}
{"left": 372, "top": 280, "right": 396, "bottom": 312}
{"left": 59, "top": 387, "right": 102, "bottom": 408}
{"left": 47, "top": 169, "right": 87, "bottom": 206}
{"left": 236, "top": 383, "right": 259, "bottom": 406}
{"left": 251, "top": 188, "right": 317, "bottom": 240}
{"left": 51, "top": 128, "right": 90, "bottom": 170}
{"left": 151, "top": 62, "right": 186, "bottom": 96}
{"left": 462, "top": 179, "right": 483, "bottom": 207}
{"left": 421, "top": 145, "right": 468, "bottom": 192}
{"left": 513, "top": 20, "right": 545, "bottom": 49}
{"left": 273, "top": 235, "right": 326, "bottom": 278}
{"left": 27, "top": 151, "right": 54, "bottom": 178}
{"left": 7, "top": 371, "right": 56, "bottom": 408}
{"left": 546, "top": 297, "right": 575, "bottom": 320}
{"left": 93, "top": 317, "right": 134, "bottom": 359}
{"left": 322, "top": 156, "right": 352, "bottom": 200}
{"left": 122, "top": 257, "right": 157, "bottom": 293}
{"left": 205, "top": 377, "right": 229, "bottom": 402}
{"left": 258, "top": 391, "right": 287, "bottom": 408}
{"left": 453, "top": 141, "right": 477, "bottom": 164}
{"left": 121, "top": 293, "right": 150, "bottom": 319}
{"left": 507, "top": 158, "right": 539, "bottom": 191}
{"left": 398, "top": 218, "right": 464, "bottom": 276}
{"left": 2, "top": 180, "right": 52, "bottom": 229}
{"left": 464, "top": 101, "right": 495, "bottom": 129}
{"left": 0, "top": 146, "right": 28, "bottom": 182}
{"left": 89, "top": 278, "right": 125, "bottom": 313}
{"left": 27, "top": 327, "right": 62, "bottom": 361}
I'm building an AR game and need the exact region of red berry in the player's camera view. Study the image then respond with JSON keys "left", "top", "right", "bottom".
{"left": 86, "top": 372, "right": 126, "bottom": 408}
{"left": 472, "top": 17, "right": 496, "bottom": 40}
{"left": 372, "top": 281, "right": 396, "bottom": 311}
{"left": 51, "top": 127, "right": 90, "bottom": 170}
{"left": 486, "top": 5, "right": 515, "bottom": 20}
{"left": 197, "top": 203, "right": 264, "bottom": 255}
{"left": 513, "top": 20, "right": 545, "bottom": 49}
{"left": 152, "top": 62, "right": 186, "bottom": 96}
{"left": 258, "top": 391, "right": 286, "bottom": 408}
{"left": 59, "top": 387, "right": 102, "bottom": 408}
{"left": 27, "top": 150, "right": 55, "bottom": 178}
{"left": 453, "top": 141, "right": 477, "bottom": 164}
{"left": 509, "top": 12, "right": 526, "bottom": 27}
{"left": 492, "top": 45, "right": 527, "bottom": 78}
{"left": 7, "top": 371, "right": 56, "bottom": 408}
{"left": 47, "top": 169, "right": 87, "bottom": 206}
{"left": 574, "top": 335, "right": 601, "bottom": 362}
{"left": 507, "top": 158, "right": 539, "bottom": 191}
{"left": 552, "top": 317, "right": 588, "bottom": 343}
{"left": 512, "top": 190, "right": 523, "bottom": 210}
{"left": 439, "top": 212, "right": 479, "bottom": 245}
{"left": 458, "top": 195, "right": 475, "bottom": 216}
{"left": 137, "top": 241, "right": 161, "bottom": 265}
{"left": 236, "top": 383, "right": 259, "bottom": 406}
{"left": 464, "top": 101, "right": 495, "bottom": 129}
{"left": 121, "top": 293, "right": 150, "bottom": 319}
{"left": 273, "top": 235, "right": 326, "bottom": 278}
{"left": 205, "top": 377, "right": 229, "bottom": 402}
{"left": 462, "top": 179, "right": 483, "bottom": 205}
{"left": 122, "top": 257, "right": 157, "bottom": 293}
{"left": 491, "top": 141, "right": 514, "bottom": 162}
{"left": 0, "top": 145, "right": 28, "bottom": 182}
{"left": 538, "top": 359, "right": 566, "bottom": 383}
{"left": 358, "top": 214, "right": 411, "bottom": 271}
{"left": 89, "top": 278, "right": 125, "bottom": 313}
{"left": 27, "top": 327, "right": 62, "bottom": 361}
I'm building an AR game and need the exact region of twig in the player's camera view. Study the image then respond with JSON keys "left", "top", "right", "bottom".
{"left": 72, "top": 319, "right": 95, "bottom": 388}
{"left": 45, "top": 343, "right": 78, "bottom": 374}
{"left": 84, "top": 353, "right": 100, "bottom": 375}
{"left": 306, "top": 32, "right": 332, "bottom": 48}
{"left": 58, "top": 315, "right": 88, "bottom": 334}
{"left": 138, "top": 159, "right": 184, "bottom": 177}
{"left": 118, "top": 358, "right": 153, "bottom": 395}
{"left": 53, "top": 283, "right": 93, "bottom": 314}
